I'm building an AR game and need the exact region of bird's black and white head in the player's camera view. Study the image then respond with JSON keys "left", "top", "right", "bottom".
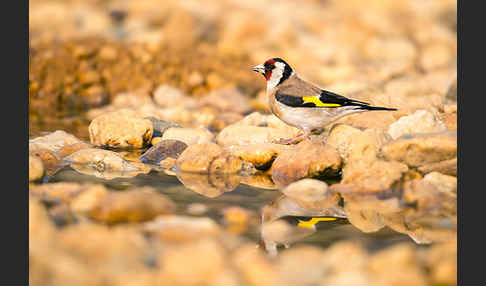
{"left": 252, "top": 58, "right": 294, "bottom": 89}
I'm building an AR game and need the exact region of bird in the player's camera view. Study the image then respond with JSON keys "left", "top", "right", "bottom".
{"left": 252, "top": 57, "right": 397, "bottom": 144}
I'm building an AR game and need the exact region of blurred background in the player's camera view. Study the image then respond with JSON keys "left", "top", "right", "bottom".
{"left": 29, "top": 0, "right": 457, "bottom": 139}
{"left": 29, "top": 1, "right": 457, "bottom": 285}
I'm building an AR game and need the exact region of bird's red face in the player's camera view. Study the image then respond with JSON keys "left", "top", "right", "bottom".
{"left": 252, "top": 58, "right": 294, "bottom": 88}
{"left": 252, "top": 59, "right": 277, "bottom": 81}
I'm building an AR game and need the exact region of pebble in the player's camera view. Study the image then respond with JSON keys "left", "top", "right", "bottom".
{"left": 381, "top": 131, "right": 457, "bottom": 168}
{"left": 88, "top": 108, "right": 153, "bottom": 149}
{"left": 162, "top": 127, "right": 214, "bottom": 146}
{"left": 138, "top": 139, "right": 188, "bottom": 165}
{"left": 87, "top": 187, "right": 175, "bottom": 224}
{"left": 387, "top": 109, "right": 447, "bottom": 140}
{"left": 271, "top": 139, "right": 342, "bottom": 187}
{"left": 29, "top": 155, "right": 44, "bottom": 181}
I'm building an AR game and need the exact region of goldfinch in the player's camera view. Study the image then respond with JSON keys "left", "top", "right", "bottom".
{"left": 252, "top": 58, "right": 397, "bottom": 144}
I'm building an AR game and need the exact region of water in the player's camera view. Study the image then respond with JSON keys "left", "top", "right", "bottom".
{"left": 48, "top": 163, "right": 436, "bottom": 255}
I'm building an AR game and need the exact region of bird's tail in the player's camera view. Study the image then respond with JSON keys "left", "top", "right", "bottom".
{"left": 354, "top": 105, "right": 397, "bottom": 111}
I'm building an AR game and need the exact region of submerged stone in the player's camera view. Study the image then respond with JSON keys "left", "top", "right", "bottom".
{"left": 139, "top": 139, "right": 188, "bottom": 165}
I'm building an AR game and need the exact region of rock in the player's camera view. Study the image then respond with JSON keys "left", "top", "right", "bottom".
{"left": 29, "top": 148, "right": 68, "bottom": 177}
{"left": 387, "top": 109, "right": 446, "bottom": 139}
{"left": 29, "top": 155, "right": 44, "bottom": 181}
{"left": 281, "top": 179, "right": 329, "bottom": 203}
{"left": 48, "top": 203, "right": 78, "bottom": 226}
{"left": 221, "top": 206, "right": 252, "bottom": 234}
{"left": 88, "top": 187, "right": 175, "bottom": 224}
{"left": 227, "top": 143, "right": 291, "bottom": 170}
{"left": 156, "top": 238, "right": 227, "bottom": 286}
{"left": 151, "top": 137, "right": 163, "bottom": 145}
{"left": 112, "top": 92, "right": 154, "bottom": 108}
{"left": 29, "top": 130, "right": 85, "bottom": 153}
{"left": 418, "top": 158, "right": 457, "bottom": 176}
{"left": 175, "top": 143, "right": 223, "bottom": 173}
{"left": 199, "top": 88, "right": 251, "bottom": 114}
{"left": 185, "top": 203, "right": 208, "bottom": 215}
{"left": 139, "top": 140, "right": 188, "bottom": 165}
{"left": 277, "top": 246, "right": 327, "bottom": 286}
{"left": 69, "top": 161, "right": 149, "bottom": 180}
{"left": 153, "top": 84, "right": 196, "bottom": 108}
{"left": 208, "top": 112, "right": 245, "bottom": 132}
{"left": 423, "top": 172, "right": 457, "bottom": 196}
{"left": 402, "top": 179, "right": 451, "bottom": 212}
{"left": 446, "top": 77, "right": 457, "bottom": 102}
{"left": 344, "top": 205, "right": 385, "bottom": 233}
{"left": 144, "top": 215, "right": 220, "bottom": 242}
{"left": 381, "top": 131, "right": 457, "bottom": 168}
{"left": 340, "top": 159, "right": 409, "bottom": 192}
{"left": 439, "top": 112, "right": 457, "bottom": 131}
{"left": 323, "top": 241, "right": 369, "bottom": 280}
{"left": 419, "top": 43, "right": 453, "bottom": 71}
{"left": 217, "top": 125, "right": 299, "bottom": 147}
{"left": 362, "top": 37, "right": 417, "bottom": 62}
{"left": 29, "top": 182, "right": 93, "bottom": 205}
{"left": 425, "top": 241, "right": 457, "bottom": 285}
{"left": 271, "top": 139, "right": 342, "bottom": 187}
{"left": 233, "top": 244, "right": 279, "bottom": 286}
{"left": 65, "top": 148, "right": 140, "bottom": 174}
{"left": 240, "top": 172, "right": 277, "bottom": 190}
{"left": 327, "top": 124, "right": 391, "bottom": 162}
{"left": 175, "top": 143, "right": 249, "bottom": 174}
{"left": 144, "top": 117, "right": 180, "bottom": 137}
{"left": 162, "top": 127, "right": 214, "bottom": 146}
{"left": 368, "top": 244, "right": 428, "bottom": 286}
{"left": 29, "top": 197, "right": 56, "bottom": 245}
{"left": 70, "top": 184, "right": 109, "bottom": 213}
{"left": 88, "top": 108, "right": 153, "bottom": 148}
{"left": 58, "top": 223, "right": 150, "bottom": 270}
{"left": 57, "top": 142, "right": 92, "bottom": 159}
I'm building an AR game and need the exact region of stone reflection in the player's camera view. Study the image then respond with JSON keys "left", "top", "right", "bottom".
{"left": 69, "top": 162, "right": 151, "bottom": 180}
{"left": 260, "top": 178, "right": 457, "bottom": 255}
{"left": 175, "top": 171, "right": 242, "bottom": 198}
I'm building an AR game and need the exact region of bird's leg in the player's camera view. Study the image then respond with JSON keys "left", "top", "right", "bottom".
{"left": 273, "top": 129, "right": 311, "bottom": 145}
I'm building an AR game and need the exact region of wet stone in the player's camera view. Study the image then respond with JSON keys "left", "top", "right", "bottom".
{"left": 144, "top": 215, "right": 221, "bottom": 242}
{"left": 144, "top": 116, "right": 180, "bottom": 137}
{"left": 381, "top": 131, "right": 457, "bottom": 169}
{"left": 65, "top": 148, "right": 140, "bottom": 173}
{"left": 88, "top": 108, "right": 153, "bottom": 149}
{"left": 162, "top": 127, "right": 214, "bottom": 146}
{"left": 175, "top": 143, "right": 250, "bottom": 174}
{"left": 29, "top": 130, "right": 85, "bottom": 153}
{"left": 29, "top": 155, "right": 44, "bottom": 182}
{"left": 271, "top": 139, "right": 342, "bottom": 188}
{"left": 281, "top": 178, "right": 329, "bottom": 203}
{"left": 227, "top": 143, "right": 292, "bottom": 170}
{"left": 139, "top": 139, "right": 188, "bottom": 165}
{"left": 29, "top": 148, "right": 68, "bottom": 177}
{"left": 387, "top": 109, "right": 446, "bottom": 140}
{"left": 87, "top": 187, "right": 175, "bottom": 224}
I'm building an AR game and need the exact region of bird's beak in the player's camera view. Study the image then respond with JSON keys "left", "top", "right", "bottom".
{"left": 252, "top": 64, "right": 265, "bottom": 74}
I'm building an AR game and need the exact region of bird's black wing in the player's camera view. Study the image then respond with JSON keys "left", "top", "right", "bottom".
{"left": 319, "top": 89, "right": 370, "bottom": 106}
{"left": 275, "top": 89, "right": 397, "bottom": 111}
{"left": 275, "top": 89, "right": 369, "bottom": 108}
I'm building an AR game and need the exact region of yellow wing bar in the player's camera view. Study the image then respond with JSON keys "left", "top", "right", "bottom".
{"left": 302, "top": 96, "right": 341, "bottom": 107}
{"left": 297, "top": 217, "right": 337, "bottom": 228}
